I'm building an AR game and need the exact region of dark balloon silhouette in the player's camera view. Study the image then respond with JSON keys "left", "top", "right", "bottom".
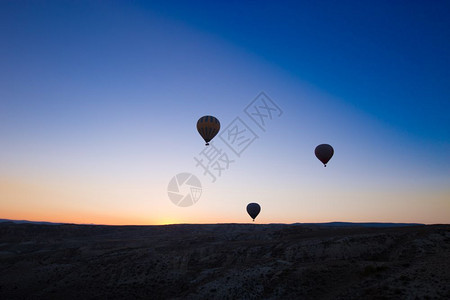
{"left": 197, "top": 116, "right": 220, "bottom": 146}
{"left": 315, "top": 144, "right": 334, "bottom": 167}
{"left": 246, "top": 203, "right": 261, "bottom": 221}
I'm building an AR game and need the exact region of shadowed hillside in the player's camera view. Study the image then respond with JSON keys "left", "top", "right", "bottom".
{"left": 1, "top": 223, "right": 449, "bottom": 299}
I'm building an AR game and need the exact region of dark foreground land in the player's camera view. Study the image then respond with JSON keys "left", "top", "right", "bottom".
{"left": 0, "top": 223, "right": 449, "bottom": 299}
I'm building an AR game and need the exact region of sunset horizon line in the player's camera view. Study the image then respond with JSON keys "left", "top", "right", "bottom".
{"left": 1, "top": 218, "right": 438, "bottom": 227}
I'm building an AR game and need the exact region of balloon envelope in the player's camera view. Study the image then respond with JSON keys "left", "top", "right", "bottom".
{"left": 315, "top": 144, "right": 334, "bottom": 167}
{"left": 246, "top": 203, "right": 261, "bottom": 221}
{"left": 197, "top": 116, "right": 220, "bottom": 146}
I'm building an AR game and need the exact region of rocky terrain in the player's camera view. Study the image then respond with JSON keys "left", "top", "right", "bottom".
{"left": 0, "top": 222, "right": 449, "bottom": 299}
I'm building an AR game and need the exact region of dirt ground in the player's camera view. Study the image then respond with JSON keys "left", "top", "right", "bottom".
{"left": 1, "top": 223, "right": 449, "bottom": 299}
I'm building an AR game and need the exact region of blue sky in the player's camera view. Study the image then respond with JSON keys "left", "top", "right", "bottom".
{"left": 1, "top": 1, "right": 449, "bottom": 224}
{"left": 143, "top": 0, "right": 450, "bottom": 138}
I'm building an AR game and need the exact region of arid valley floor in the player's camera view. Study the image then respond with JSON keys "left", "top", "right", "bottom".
{"left": 1, "top": 222, "right": 449, "bottom": 299}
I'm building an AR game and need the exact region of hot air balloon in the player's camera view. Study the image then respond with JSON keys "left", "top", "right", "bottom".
{"left": 246, "top": 203, "right": 261, "bottom": 221}
{"left": 197, "top": 116, "right": 220, "bottom": 146}
{"left": 315, "top": 144, "right": 334, "bottom": 167}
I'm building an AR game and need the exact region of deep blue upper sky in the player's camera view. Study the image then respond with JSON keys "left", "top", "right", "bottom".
{"left": 140, "top": 0, "right": 450, "bottom": 141}
{"left": 2, "top": 0, "right": 449, "bottom": 141}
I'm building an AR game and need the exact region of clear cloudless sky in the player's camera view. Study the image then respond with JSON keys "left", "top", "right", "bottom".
{"left": 1, "top": 0, "right": 449, "bottom": 225}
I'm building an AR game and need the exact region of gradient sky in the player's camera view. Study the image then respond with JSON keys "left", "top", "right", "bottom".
{"left": 1, "top": 1, "right": 449, "bottom": 225}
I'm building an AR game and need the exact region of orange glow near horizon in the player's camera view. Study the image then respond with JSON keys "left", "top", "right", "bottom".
{"left": 2, "top": 176, "right": 450, "bottom": 226}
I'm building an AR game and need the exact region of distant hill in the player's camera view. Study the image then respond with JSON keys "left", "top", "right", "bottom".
{"left": 293, "top": 222, "right": 424, "bottom": 228}
{"left": 0, "top": 219, "right": 64, "bottom": 225}
{"left": 0, "top": 219, "right": 424, "bottom": 227}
